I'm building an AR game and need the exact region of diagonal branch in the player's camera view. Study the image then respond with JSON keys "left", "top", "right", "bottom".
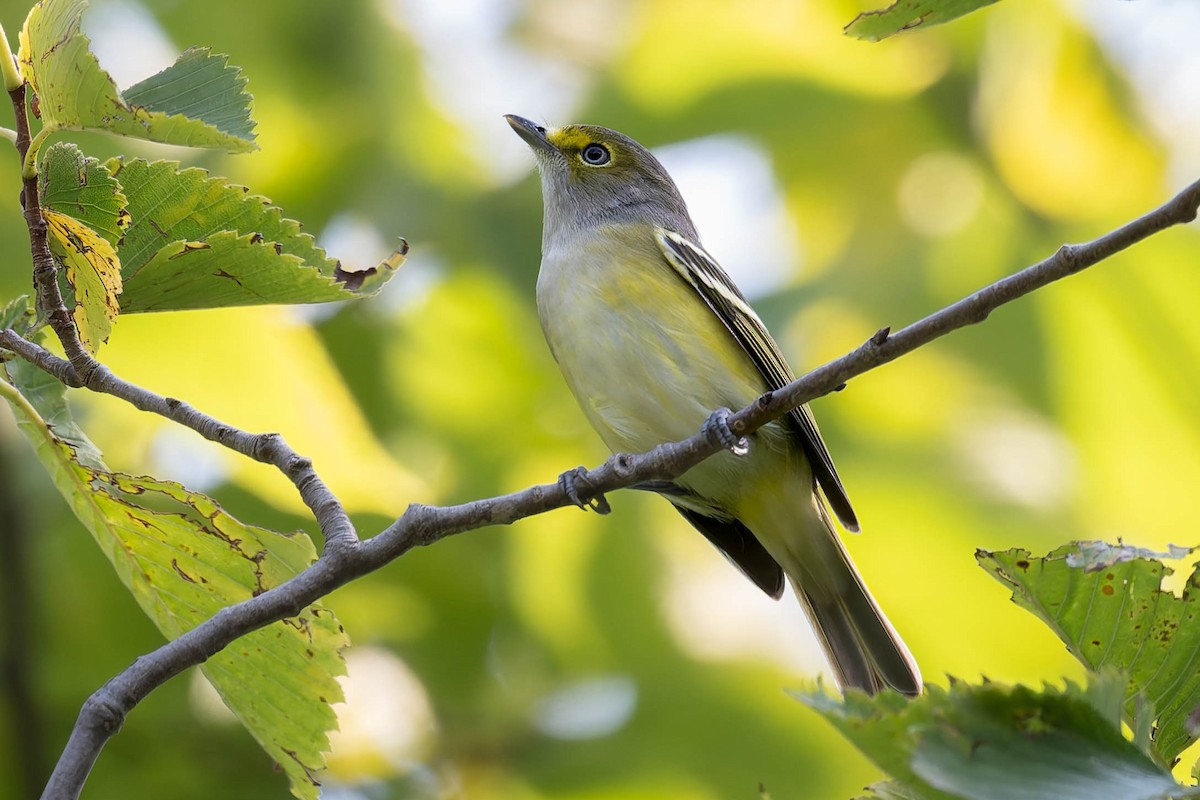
{"left": 5, "top": 74, "right": 357, "bottom": 554}
{"left": 28, "top": 174, "right": 1200, "bottom": 800}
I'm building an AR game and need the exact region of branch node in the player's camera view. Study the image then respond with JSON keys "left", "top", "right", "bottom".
{"left": 612, "top": 452, "right": 635, "bottom": 479}
{"left": 80, "top": 690, "right": 127, "bottom": 736}
{"left": 1055, "top": 243, "right": 1080, "bottom": 270}
{"left": 253, "top": 432, "right": 283, "bottom": 460}
{"left": 286, "top": 455, "right": 313, "bottom": 479}
{"left": 869, "top": 326, "right": 891, "bottom": 347}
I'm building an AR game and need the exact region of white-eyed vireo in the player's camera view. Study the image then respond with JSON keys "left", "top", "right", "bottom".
{"left": 508, "top": 115, "right": 921, "bottom": 696}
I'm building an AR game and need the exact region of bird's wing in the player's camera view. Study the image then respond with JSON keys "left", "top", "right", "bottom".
{"left": 655, "top": 228, "right": 859, "bottom": 532}
{"left": 632, "top": 480, "right": 785, "bottom": 598}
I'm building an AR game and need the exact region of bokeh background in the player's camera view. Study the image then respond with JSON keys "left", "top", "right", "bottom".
{"left": 1, "top": 0, "right": 1199, "bottom": 797}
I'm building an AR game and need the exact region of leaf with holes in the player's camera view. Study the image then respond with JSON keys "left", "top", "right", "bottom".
{"left": 17, "top": 0, "right": 255, "bottom": 152}
{"left": 43, "top": 208, "right": 121, "bottom": 352}
{"left": 845, "top": 0, "right": 1002, "bottom": 41}
{"left": 799, "top": 675, "right": 1194, "bottom": 800}
{"left": 979, "top": 542, "right": 1200, "bottom": 764}
{"left": 107, "top": 158, "right": 404, "bottom": 311}
{"left": 0, "top": 358, "right": 348, "bottom": 800}
{"left": 40, "top": 142, "right": 129, "bottom": 245}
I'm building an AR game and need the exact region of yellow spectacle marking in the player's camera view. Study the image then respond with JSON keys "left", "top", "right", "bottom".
{"left": 546, "top": 126, "right": 594, "bottom": 151}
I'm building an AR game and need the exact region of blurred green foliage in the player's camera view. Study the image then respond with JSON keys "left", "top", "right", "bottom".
{"left": 0, "top": 0, "right": 1197, "bottom": 798}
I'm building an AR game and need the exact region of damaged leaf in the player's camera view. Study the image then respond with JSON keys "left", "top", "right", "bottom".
{"left": 979, "top": 543, "right": 1200, "bottom": 764}
{"left": 0, "top": 357, "right": 347, "bottom": 800}
{"left": 17, "top": 0, "right": 256, "bottom": 152}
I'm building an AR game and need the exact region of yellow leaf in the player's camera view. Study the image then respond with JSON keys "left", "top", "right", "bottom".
{"left": 43, "top": 208, "right": 122, "bottom": 352}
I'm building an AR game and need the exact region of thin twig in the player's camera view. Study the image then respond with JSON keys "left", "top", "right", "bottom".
{"left": 4, "top": 81, "right": 357, "bottom": 555}
{"left": 26, "top": 174, "right": 1200, "bottom": 800}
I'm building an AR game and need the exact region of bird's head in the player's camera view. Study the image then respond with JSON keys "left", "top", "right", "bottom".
{"left": 506, "top": 115, "right": 695, "bottom": 244}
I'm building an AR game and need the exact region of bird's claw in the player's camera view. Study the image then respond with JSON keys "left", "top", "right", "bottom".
{"left": 558, "top": 466, "right": 611, "bottom": 514}
{"left": 704, "top": 407, "right": 750, "bottom": 456}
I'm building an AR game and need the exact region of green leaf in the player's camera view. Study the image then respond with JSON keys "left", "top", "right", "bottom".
{"left": 0, "top": 361, "right": 347, "bottom": 799}
{"left": 0, "top": 296, "right": 36, "bottom": 341}
{"left": 979, "top": 543, "right": 1200, "bottom": 763}
{"left": 799, "top": 678, "right": 1192, "bottom": 800}
{"left": 17, "top": 0, "right": 256, "bottom": 152}
{"left": 121, "top": 232, "right": 353, "bottom": 312}
{"left": 40, "top": 142, "right": 129, "bottom": 245}
{"left": 43, "top": 208, "right": 121, "bottom": 352}
{"left": 123, "top": 47, "right": 255, "bottom": 143}
{"left": 107, "top": 158, "right": 404, "bottom": 311}
{"left": 857, "top": 781, "right": 936, "bottom": 800}
{"left": 845, "top": 0, "right": 1001, "bottom": 42}
{"left": 797, "top": 685, "right": 960, "bottom": 800}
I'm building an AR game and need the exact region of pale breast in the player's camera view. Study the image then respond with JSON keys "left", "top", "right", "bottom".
{"left": 536, "top": 225, "right": 773, "bottom": 458}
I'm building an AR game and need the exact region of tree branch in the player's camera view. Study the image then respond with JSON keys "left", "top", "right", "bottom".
{"left": 4, "top": 81, "right": 357, "bottom": 555}
{"left": 24, "top": 174, "right": 1200, "bottom": 799}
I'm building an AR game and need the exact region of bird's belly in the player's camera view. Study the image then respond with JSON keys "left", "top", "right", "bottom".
{"left": 537, "top": 247, "right": 777, "bottom": 466}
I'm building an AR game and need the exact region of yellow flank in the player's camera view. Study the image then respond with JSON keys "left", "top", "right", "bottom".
{"left": 537, "top": 221, "right": 795, "bottom": 511}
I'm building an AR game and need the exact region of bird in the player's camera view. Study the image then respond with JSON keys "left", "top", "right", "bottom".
{"left": 506, "top": 114, "right": 921, "bottom": 697}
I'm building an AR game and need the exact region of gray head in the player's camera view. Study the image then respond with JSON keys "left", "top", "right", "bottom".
{"left": 506, "top": 115, "right": 698, "bottom": 248}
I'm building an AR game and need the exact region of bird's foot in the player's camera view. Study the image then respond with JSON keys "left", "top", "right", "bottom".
{"left": 703, "top": 407, "right": 750, "bottom": 456}
{"left": 558, "top": 466, "right": 612, "bottom": 514}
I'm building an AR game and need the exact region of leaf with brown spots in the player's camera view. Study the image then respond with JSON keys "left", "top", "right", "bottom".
{"left": 979, "top": 543, "right": 1200, "bottom": 764}
{"left": 17, "top": 0, "right": 256, "bottom": 152}
{"left": 800, "top": 674, "right": 1188, "bottom": 800}
{"left": 845, "top": 0, "right": 1002, "bottom": 42}
{"left": 0, "top": 356, "right": 347, "bottom": 800}
{"left": 40, "top": 142, "right": 129, "bottom": 246}
{"left": 43, "top": 208, "right": 121, "bottom": 352}
{"left": 106, "top": 158, "right": 405, "bottom": 311}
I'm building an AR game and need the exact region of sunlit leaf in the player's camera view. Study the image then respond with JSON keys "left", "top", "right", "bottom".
{"left": 120, "top": 232, "right": 350, "bottom": 312}
{"left": 39, "top": 142, "right": 129, "bottom": 245}
{"left": 979, "top": 543, "right": 1200, "bottom": 763}
{"left": 43, "top": 208, "right": 121, "bottom": 352}
{"left": 857, "top": 780, "right": 936, "bottom": 800}
{"left": 106, "top": 158, "right": 403, "bottom": 311}
{"left": 845, "top": 0, "right": 1002, "bottom": 42}
{"left": 0, "top": 358, "right": 347, "bottom": 800}
{"left": 123, "top": 47, "right": 255, "bottom": 143}
{"left": 800, "top": 676, "right": 1190, "bottom": 800}
{"left": 17, "top": 0, "right": 256, "bottom": 152}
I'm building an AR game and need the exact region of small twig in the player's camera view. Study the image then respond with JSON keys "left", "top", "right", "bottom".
{"left": 4, "top": 70, "right": 357, "bottom": 556}
{"left": 0, "top": 332, "right": 357, "bottom": 552}
{"left": 28, "top": 174, "right": 1200, "bottom": 800}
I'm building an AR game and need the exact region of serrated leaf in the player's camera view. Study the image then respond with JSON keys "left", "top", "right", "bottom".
{"left": 979, "top": 543, "right": 1200, "bottom": 763}
{"left": 857, "top": 781, "right": 935, "bottom": 800}
{"left": 17, "top": 0, "right": 256, "bottom": 152}
{"left": 123, "top": 47, "right": 255, "bottom": 143}
{"left": 40, "top": 142, "right": 129, "bottom": 245}
{"left": 43, "top": 208, "right": 121, "bottom": 352}
{"left": 106, "top": 158, "right": 403, "bottom": 311}
{"left": 121, "top": 232, "right": 351, "bottom": 312}
{"left": 0, "top": 296, "right": 36, "bottom": 340}
{"left": 0, "top": 360, "right": 347, "bottom": 800}
{"left": 845, "top": 0, "right": 1001, "bottom": 42}
{"left": 796, "top": 685, "right": 962, "bottom": 800}
{"left": 799, "top": 678, "right": 1193, "bottom": 800}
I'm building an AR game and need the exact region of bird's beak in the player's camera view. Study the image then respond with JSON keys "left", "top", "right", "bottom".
{"left": 505, "top": 114, "right": 554, "bottom": 153}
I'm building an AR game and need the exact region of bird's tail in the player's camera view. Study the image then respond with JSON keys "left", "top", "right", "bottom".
{"left": 743, "top": 489, "right": 922, "bottom": 696}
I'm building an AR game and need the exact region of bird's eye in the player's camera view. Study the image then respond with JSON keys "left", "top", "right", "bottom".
{"left": 581, "top": 143, "right": 611, "bottom": 165}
